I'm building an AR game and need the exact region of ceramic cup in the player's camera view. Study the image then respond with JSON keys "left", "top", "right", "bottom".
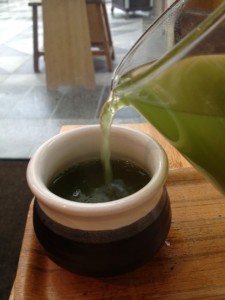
{"left": 27, "top": 125, "right": 171, "bottom": 276}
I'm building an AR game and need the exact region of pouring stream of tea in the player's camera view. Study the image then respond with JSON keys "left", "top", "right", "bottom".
{"left": 100, "top": 1, "right": 225, "bottom": 195}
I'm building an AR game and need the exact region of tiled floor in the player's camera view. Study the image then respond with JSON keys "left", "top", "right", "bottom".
{"left": 0, "top": 0, "right": 158, "bottom": 158}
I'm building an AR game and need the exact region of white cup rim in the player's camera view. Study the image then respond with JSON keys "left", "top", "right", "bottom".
{"left": 27, "top": 125, "right": 168, "bottom": 229}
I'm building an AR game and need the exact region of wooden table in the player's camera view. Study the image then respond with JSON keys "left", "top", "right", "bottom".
{"left": 42, "top": 0, "right": 95, "bottom": 89}
{"left": 10, "top": 123, "right": 225, "bottom": 299}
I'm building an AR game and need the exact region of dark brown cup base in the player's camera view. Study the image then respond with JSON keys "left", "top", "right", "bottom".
{"left": 33, "top": 188, "right": 171, "bottom": 277}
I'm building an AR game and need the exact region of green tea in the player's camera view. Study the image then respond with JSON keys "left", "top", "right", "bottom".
{"left": 48, "top": 159, "right": 150, "bottom": 203}
{"left": 101, "top": 55, "right": 225, "bottom": 194}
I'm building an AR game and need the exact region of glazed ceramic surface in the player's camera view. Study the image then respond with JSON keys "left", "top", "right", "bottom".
{"left": 27, "top": 125, "right": 171, "bottom": 276}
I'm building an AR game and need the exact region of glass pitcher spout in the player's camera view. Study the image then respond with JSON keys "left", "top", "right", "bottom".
{"left": 100, "top": 0, "right": 225, "bottom": 195}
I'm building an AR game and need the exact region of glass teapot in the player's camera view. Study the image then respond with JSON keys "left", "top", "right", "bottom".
{"left": 100, "top": 0, "right": 225, "bottom": 195}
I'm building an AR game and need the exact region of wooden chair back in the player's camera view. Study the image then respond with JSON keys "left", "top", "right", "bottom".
{"left": 86, "top": 0, "right": 115, "bottom": 71}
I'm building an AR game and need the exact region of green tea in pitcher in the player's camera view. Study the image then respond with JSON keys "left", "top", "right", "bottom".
{"left": 48, "top": 159, "right": 150, "bottom": 203}
{"left": 101, "top": 54, "right": 225, "bottom": 194}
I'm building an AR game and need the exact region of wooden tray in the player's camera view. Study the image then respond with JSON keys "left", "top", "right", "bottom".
{"left": 11, "top": 167, "right": 225, "bottom": 300}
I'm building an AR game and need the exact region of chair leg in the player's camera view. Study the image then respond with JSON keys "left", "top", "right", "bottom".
{"left": 32, "top": 4, "right": 40, "bottom": 73}
{"left": 106, "top": 47, "right": 113, "bottom": 72}
{"left": 102, "top": 3, "right": 115, "bottom": 64}
{"left": 111, "top": 48, "right": 115, "bottom": 60}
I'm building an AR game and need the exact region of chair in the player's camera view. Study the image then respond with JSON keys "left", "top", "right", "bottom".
{"left": 86, "top": 0, "right": 115, "bottom": 72}
{"left": 28, "top": 0, "right": 115, "bottom": 73}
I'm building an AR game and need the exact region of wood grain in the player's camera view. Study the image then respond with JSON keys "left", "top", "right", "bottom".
{"left": 11, "top": 167, "right": 225, "bottom": 300}
{"left": 186, "top": 0, "right": 224, "bottom": 10}
{"left": 10, "top": 123, "right": 225, "bottom": 299}
{"left": 42, "top": 0, "right": 95, "bottom": 89}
